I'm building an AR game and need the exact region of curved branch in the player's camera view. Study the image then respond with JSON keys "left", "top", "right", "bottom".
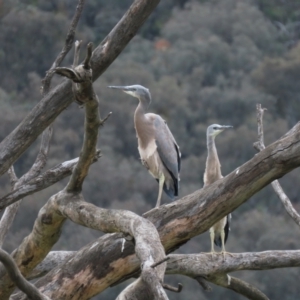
{"left": 3, "top": 194, "right": 167, "bottom": 300}
{"left": 0, "top": 0, "right": 160, "bottom": 177}
{"left": 0, "top": 249, "right": 50, "bottom": 300}
{"left": 209, "top": 274, "right": 269, "bottom": 300}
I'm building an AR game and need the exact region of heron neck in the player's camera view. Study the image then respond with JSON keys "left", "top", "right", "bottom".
{"left": 207, "top": 135, "right": 218, "bottom": 160}
{"left": 135, "top": 95, "right": 150, "bottom": 116}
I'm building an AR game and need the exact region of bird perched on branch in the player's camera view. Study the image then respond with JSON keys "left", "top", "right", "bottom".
{"left": 108, "top": 84, "right": 181, "bottom": 208}
{"left": 204, "top": 124, "right": 233, "bottom": 257}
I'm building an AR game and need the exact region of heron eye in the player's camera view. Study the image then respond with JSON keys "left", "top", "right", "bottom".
{"left": 213, "top": 127, "right": 217, "bottom": 130}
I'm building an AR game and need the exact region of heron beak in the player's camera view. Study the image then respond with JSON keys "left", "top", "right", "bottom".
{"left": 221, "top": 125, "right": 233, "bottom": 130}
{"left": 108, "top": 85, "right": 130, "bottom": 91}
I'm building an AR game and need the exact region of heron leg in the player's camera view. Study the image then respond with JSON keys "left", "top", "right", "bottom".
{"left": 209, "top": 228, "right": 216, "bottom": 258}
{"left": 220, "top": 229, "right": 233, "bottom": 260}
{"left": 156, "top": 173, "right": 165, "bottom": 208}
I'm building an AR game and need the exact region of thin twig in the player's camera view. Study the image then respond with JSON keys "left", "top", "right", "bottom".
{"left": 100, "top": 112, "right": 112, "bottom": 126}
{"left": 254, "top": 104, "right": 300, "bottom": 226}
{"left": 195, "top": 276, "right": 212, "bottom": 291}
{"left": 151, "top": 256, "right": 170, "bottom": 268}
{"left": 162, "top": 283, "right": 183, "bottom": 293}
{"left": 0, "top": 249, "right": 51, "bottom": 300}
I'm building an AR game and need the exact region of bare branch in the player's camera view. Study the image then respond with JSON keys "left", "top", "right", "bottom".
{"left": 0, "top": 203, "right": 21, "bottom": 248}
{"left": 19, "top": 126, "right": 53, "bottom": 184}
{"left": 100, "top": 111, "right": 112, "bottom": 126}
{"left": 162, "top": 283, "right": 183, "bottom": 293}
{"left": 0, "top": 153, "right": 101, "bottom": 210}
{"left": 271, "top": 180, "right": 300, "bottom": 226}
{"left": 254, "top": 104, "right": 300, "bottom": 226}
{"left": 253, "top": 104, "right": 267, "bottom": 152}
{"left": 12, "top": 120, "right": 300, "bottom": 298}
{"left": 0, "top": 0, "right": 160, "bottom": 177}
{"left": 0, "top": 249, "right": 50, "bottom": 300}
{"left": 7, "top": 167, "right": 17, "bottom": 187}
{"left": 56, "top": 42, "right": 100, "bottom": 192}
{"left": 1, "top": 194, "right": 167, "bottom": 299}
{"left": 166, "top": 251, "right": 300, "bottom": 275}
{"left": 195, "top": 276, "right": 212, "bottom": 292}
{"left": 0, "top": 126, "right": 53, "bottom": 247}
{"left": 0, "top": 166, "right": 20, "bottom": 246}
{"left": 209, "top": 274, "right": 269, "bottom": 300}
{"left": 41, "top": 0, "right": 87, "bottom": 96}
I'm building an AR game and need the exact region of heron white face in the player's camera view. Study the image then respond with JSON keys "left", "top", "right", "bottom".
{"left": 108, "top": 84, "right": 150, "bottom": 99}
{"left": 207, "top": 124, "right": 233, "bottom": 137}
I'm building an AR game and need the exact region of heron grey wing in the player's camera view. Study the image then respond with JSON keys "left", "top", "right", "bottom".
{"left": 153, "top": 116, "right": 180, "bottom": 179}
{"left": 224, "top": 213, "right": 231, "bottom": 244}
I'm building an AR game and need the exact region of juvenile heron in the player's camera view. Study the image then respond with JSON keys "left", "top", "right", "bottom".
{"left": 204, "top": 124, "right": 233, "bottom": 257}
{"left": 108, "top": 84, "right": 181, "bottom": 207}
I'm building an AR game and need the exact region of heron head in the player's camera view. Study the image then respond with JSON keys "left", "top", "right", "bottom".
{"left": 108, "top": 84, "right": 151, "bottom": 106}
{"left": 207, "top": 124, "right": 233, "bottom": 137}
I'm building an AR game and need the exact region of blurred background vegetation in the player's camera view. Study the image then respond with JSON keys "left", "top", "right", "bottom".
{"left": 1, "top": 0, "right": 300, "bottom": 299}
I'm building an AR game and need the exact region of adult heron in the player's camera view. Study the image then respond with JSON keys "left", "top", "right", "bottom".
{"left": 204, "top": 124, "right": 233, "bottom": 257}
{"left": 108, "top": 84, "right": 181, "bottom": 208}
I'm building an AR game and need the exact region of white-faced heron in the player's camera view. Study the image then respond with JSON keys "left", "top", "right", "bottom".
{"left": 204, "top": 124, "right": 233, "bottom": 257}
{"left": 109, "top": 84, "right": 181, "bottom": 208}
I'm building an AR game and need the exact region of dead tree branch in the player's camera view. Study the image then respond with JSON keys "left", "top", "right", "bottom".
{"left": 0, "top": 249, "right": 50, "bottom": 300}
{"left": 209, "top": 274, "right": 269, "bottom": 300}
{"left": 55, "top": 42, "right": 99, "bottom": 192}
{"left": 2, "top": 41, "right": 167, "bottom": 300}
{"left": 18, "top": 120, "right": 300, "bottom": 299}
{"left": 0, "top": 0, "right": 86, "bottom": 249}
{"left": 0, "top": 127, "right": 53, "bottom": 246}
{"left": 0, "top": 152, "right": 100, "bottom": 210}
{"left": 0, "top": 0, "right": 160, "bottom": 177}
{"left": 254, "top": 104, "right": 300, "bottom": 226}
